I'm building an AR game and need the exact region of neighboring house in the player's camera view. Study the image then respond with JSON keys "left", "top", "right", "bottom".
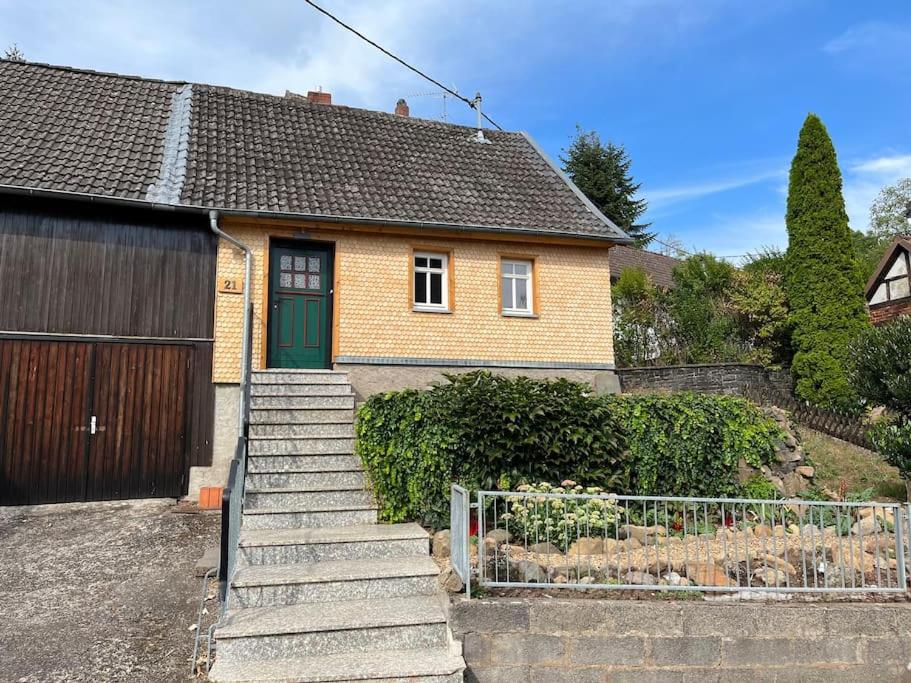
{"left": 608, "top": 245, "right": 680, "bottom": 290}
{"left": 865, "top": 235, "right": 911, "bottom": 325}
{"left": 0, "top": 60, "right": 631, "bottom": 503}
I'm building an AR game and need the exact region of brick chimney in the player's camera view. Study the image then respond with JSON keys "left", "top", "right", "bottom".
{"left": 395, "top": 98, "right": 410, "bottom": 117}
{"left": 306, "top": 90, "right": 332, "bottom": 105}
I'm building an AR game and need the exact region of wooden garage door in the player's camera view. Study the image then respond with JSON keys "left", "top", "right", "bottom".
{"left": 0, "top": 339, "right": 192, "bottom": 505}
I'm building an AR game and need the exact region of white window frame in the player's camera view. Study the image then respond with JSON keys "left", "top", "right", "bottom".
{"left": 413, "top": 251, "right": 449, "bottom": 312}
{"left": 501, "top": 258, "right": 534, "bottom": 316}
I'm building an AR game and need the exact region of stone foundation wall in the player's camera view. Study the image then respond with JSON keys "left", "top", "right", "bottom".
{"left": 335, "top": 363, "right": 619, "bottom": 401}
{"left": 617, "top": 363, "right": 792, "bottom": 397}
{"left": 450, "top": 598, "right": 911, "bottom": 681}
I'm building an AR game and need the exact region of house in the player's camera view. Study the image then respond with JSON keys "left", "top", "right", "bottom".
{"left": 865, "top": 235, "right": 911, "bottom": 325}
{"left": 0, "top": 60, "right": 631, "bottom": 504}
{"left": 608, "top": 244, "right": 680, "bottom": 290}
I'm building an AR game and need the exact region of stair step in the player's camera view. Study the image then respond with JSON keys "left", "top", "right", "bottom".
{"left": 239, "top": 523, "right": 428, "bottom": 564}
{"left": 214, "top": 596, "right": 449, "bottom": 663}
{"left": 208, "top": 646, "right": 464, "bottom": 682}
{"left": 252, "top": 396, "right": 355, "bottom": 410}
{"left": 243, "top": 505, "right": 378, "bottom": 531}
{"left": 251, "top": 384, "right": 354, "bottom": 397}
{"left": 247, "top": 455, "right": 362, "bottom": 474}
{"left": 245, "top": 488, "right": 374, "bottom": 511}
{"left": 252, "top": 370, "right": 349, "bottom": 385}
{"left": 249, "top": 423, "right": 355, "bottom": 439}
{"left": 246, "top": 470, "right": 365, "bottom": 490}
{"left": 250, "top": 409, "right": 354, "bottom": 425}
{"left": 230, "top": 556, "right": 439, "bottom": 608}
{"left": 249, "top": 438, "right": 354, "bottom": 456}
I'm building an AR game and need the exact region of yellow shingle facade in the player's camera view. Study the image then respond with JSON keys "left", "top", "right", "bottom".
{"left": 212, "top": 220, "right": 615, "bottom": 383}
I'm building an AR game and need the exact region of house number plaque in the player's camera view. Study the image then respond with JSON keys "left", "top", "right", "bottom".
{"left": 218, "top": 277, "right": 244, "bottom": 294}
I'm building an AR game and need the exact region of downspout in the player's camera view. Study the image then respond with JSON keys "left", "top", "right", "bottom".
{"left": 208, "top": 210, "right": 253, "bottom": 437}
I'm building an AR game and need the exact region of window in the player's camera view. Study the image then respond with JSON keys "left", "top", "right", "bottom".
{"left": 870, "top": 249, "right": 911, "bottom": 305}
{"left": 413, "top": 251, "right": 449, "bottom": 311}
{"left": 501, "top": 258, "right": 534, "bottom": 315}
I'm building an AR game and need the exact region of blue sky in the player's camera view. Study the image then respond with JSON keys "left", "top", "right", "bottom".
{"left": 2, "top": 0, "right": 910, "bottom": 258}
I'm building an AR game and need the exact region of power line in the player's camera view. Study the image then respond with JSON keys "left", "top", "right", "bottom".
{"left": 303, "top": 0, "right": 503, "bottom": 130}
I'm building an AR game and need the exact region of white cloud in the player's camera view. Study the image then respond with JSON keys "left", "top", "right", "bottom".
{"left": 824, "top": 21, "right": 911, "bottom": 56}
{"left": 843, "top": 152, "right": 911, "bottom": 231}
{"left": 648, "top": 167, "right": 785, "bottom": 209}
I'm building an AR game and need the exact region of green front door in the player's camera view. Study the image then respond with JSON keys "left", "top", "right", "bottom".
{"left": 268, "top": 243, "right": 332, "bottom": 369}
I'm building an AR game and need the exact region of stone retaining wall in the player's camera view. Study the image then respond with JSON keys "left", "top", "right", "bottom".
{"left": 450, "top": 597, "right": 911, "bottom": 681}
{"left": 617, "top": 363, "right": 792, "bottom": 397}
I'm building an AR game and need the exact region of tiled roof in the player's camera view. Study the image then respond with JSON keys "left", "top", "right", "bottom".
{"left": 608, "top": 245, "right": 680, "bottom": 289}
{"left": 0, "top": 60, "right": 629, "bottom": 241}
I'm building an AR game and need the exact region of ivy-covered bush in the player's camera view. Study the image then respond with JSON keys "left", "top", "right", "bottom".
{"left": 602, "top": 392, "right": 784, "bottom": 497}
{"left": 355, "top": 372, "right": 783, "bottom": 525}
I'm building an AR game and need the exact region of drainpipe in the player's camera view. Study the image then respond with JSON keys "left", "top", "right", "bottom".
{"left": 208, "top": 210, "right": 253, "bottom": 437}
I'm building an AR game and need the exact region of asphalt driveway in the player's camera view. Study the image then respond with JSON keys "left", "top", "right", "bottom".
{"left": 0, "top": 499, "right": 219, "bottom": 682}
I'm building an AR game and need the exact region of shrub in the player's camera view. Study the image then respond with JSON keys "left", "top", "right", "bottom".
{"left": 356, "top": 373, "right": 785, "bottom": 524}
{"left": 602, "top": 392, "right": 784, "bottom": 498}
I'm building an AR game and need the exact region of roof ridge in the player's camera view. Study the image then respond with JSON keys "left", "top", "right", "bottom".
{"left": 0, "top": 58, "right": 189, "bottom": 86}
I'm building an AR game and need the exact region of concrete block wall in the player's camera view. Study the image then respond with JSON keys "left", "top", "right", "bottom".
{"left": 450, "top": 598, "right": 911, "bottom": 681}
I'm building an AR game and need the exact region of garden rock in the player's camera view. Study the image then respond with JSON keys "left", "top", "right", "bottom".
{"left": 754, "top": 566, "right": 790, "bottom": 586}
{"left": 755, "top": 554, "right": 797, "bottom": 576}
{"left": 568, "top": 537, "right": 603, "bottom": 556}
{"left": 432, "top": 529, "right": 451, "bottom": 559}
{"left": 782, "top": 472, "right": 808, "bottom": 496}
{"left": 686, "top": 562, "right": 736, "bottom": 587}
{"left": 795, "top": 466, "right": 815, "bottom": 478}
{"left": 510, "top": 559, "right": 548, "bottom": 583}
{"left": 851, "top": 516, "right": 881, "bottom": 536}
{"left": 528, "top": 542, "right": 561, "bottom": 555}
{"left": 661, "top": 571, "right": 689, "bottom": 586}
{"left": 624, "top": 570, "right": 658, "bottom": 586}
{"left": 620, "top": 525, "right": 666, "bottom": 543}
{"left": 438, "top": 566, "right": 464, "bottom": 593}
{"left": 487, "top": 528, "right": 511, "bottom": 544}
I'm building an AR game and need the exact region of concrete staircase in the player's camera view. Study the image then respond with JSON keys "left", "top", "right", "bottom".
{"left": 210, "top": 369, "right": 464, "bottom": 683}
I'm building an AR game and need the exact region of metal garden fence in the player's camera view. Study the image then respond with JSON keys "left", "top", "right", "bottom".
{"left": 468, "top": 489, "right": 911, "bottom": 595}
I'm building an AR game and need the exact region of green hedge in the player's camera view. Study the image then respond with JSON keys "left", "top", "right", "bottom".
{"left": 355, "top": 372, "right": 783, "bottom": 526}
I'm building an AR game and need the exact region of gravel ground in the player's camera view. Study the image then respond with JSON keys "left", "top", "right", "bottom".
{"left": 0, "top": 499, "right": 219, "bottom": 682}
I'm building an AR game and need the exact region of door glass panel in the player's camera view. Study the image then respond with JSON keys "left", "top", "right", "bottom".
{"left": 308, "top": 256, "right": 321, "bottom": 273}
{"left": 280, "top": 255, "right": 292, "bottom": 270}
{"left": 294, "top": 256, "right": 306, "bottom": 271}
{"left": 279, "top": 273, "right": 292, "bottom": 288}
{"left": 308, "top": 274, "right": 321, "bottom": 290}
{"left": 293, "top": 274, "right": 307, "bottom": 289}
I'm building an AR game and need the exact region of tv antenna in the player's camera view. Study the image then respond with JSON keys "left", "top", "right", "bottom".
{"left": 405, "top": 87, "right": 458, "bottom": 122}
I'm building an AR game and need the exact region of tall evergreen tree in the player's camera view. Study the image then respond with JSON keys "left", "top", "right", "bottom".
{"left": 561, "top": 127, "right": 654, "bottom": 245}
{"left": 784, "top": 114, "right": 868, "bottom": 410}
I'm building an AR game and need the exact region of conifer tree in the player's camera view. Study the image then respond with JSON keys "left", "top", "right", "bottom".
{"left": 784, "top": 114, "right": 868, "bottom": 409}
{"left": 562, "top": 127, "right": 653, "bottom": 245}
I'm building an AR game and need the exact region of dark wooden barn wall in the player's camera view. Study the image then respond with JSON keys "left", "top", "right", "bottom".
{"left": 0, "top": 198, "right": 216, "bottom": 339}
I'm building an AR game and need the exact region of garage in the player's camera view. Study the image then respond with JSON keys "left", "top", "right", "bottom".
{"left": 0, "top": 197, "right": 216, "bottom": 505}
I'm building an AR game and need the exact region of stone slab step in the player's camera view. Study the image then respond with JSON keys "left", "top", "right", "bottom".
{"left": 214, "top": 596, "right": 449, "bottom": 663}
{"left": 249, "top": 438, "right": 354, "bottom": 456}
{"left": 239, "top": 523, "right": 428, "bottom": 564}
{"left": 251, "top": 384, "right": 354, "bottom": 397}
{"left": 252, "top": 396, "right": 355, "bottom": 410}
{"left": 250, "top": 409, "right": 354, "bottom": 425}
{"left": 209, "top": 647, "right": 464, "bottom": 682}
{"left": 242, "top": 506, "right": 378, "bottom": 531}
{"left": 230, "top": 556, "right": 440, "bottom": 608}
{"left": 247, "top": 455, "right": 362, "bottom": 474}
{"left": 252, "top": 370, "right": 349, "bottom": 385}
{"left": 246, "top": 470, "right": 366, "bottom": 491}
{"left": 249, "top": 423, "right": 355, "bottom": 439}
{"left": 245, "top": 488, "right": 375, "bottom": 511}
